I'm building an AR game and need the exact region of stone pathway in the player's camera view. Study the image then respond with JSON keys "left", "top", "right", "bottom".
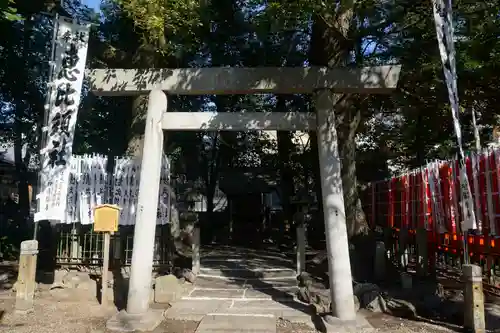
{"left": 165, "top": 246, "right": 319, "bottom": 332}
{"left": 195, "top": 314, "right": 277, "bottom": 333}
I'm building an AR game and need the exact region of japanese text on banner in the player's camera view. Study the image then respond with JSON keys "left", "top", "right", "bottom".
{"left": 36, "top": 18, "right": 90, "bottom": 222}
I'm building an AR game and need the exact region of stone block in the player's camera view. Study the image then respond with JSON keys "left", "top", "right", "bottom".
{"left": 154, "top": 274, "right": 184, "bottom": 304}
{"left": 15, "top": 240, "right": 38, "bottom": 313}
{"left": 463, "top": 264, "right": 486, "bottom": 332}
{"left": 76, "top": 277, "right": 97, "bottom": 292}
{"left": 62, "top": 271, "right": 93, "bottom": 289}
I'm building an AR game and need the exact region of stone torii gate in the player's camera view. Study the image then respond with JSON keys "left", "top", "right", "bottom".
{"left": 88, "top": 65, "right": 401, "bottom": 331}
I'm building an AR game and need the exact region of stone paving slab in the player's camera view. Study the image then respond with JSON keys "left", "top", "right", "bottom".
{"left": 217, "top": 305, "right": 313, "bottom": 319}
{"left": 200, "top": 262, "right": 293, "bottom": 270}
{"left": 195, "top": 314, "right": 276, "bottom": 333}
{"left": 243, "top": 287, "right": 297, "bottom": 300}
{"left": 194, "top": 276, "right": 247, "bottom": 289}
{"left": 202, "top": 246, "right": 290, "bottom": 257}
{"left": 201, "top": 250, "right": 294, "bottom": 261}
{"left": 230, "top": 299, "right": 312, "bottom": 312}
{"left": 168, "top": 292, "right": 316, "bottom": 329}
{"left": 216, "top": 299, "right": 315, "bottom": 328}
{"left": 201, "top": 254, "right": 291, "bottom": 261}
{"left": 189, "top": 289, "right": 245, "bottom": 298}
{"left": 243, "top": 279, "right": 297, "bottom": 289}
{"left": 165, "top": 300, "right": 232, "bottom": 321}
{"left": 200, "top": 258, "right": 294, "bottom": 269}
{"left": 199, "top": 268, "right": 296, "bottom": 279}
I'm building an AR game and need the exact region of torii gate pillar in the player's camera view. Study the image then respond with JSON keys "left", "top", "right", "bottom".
{"left": 106, "top": 90, "right": 167, "bottom": 332}
{"left": 316, "top": 90, "right": 356, "bottom": 321}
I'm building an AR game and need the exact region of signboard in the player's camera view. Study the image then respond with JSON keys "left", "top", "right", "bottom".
{"left": 35, "top": 18, "right": 90, "bottom": 222}
{"left": 93, "top": 204, "right": 120, "bottom": 233}
{"left": 93, "top": 203, "right": 119, "bottom": 306}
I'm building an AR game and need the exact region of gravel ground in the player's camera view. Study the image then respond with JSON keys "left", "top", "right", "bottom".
{"left": 363, "top": 311, "right": 460, "bottom": 333}
{"left": 0, "top": 290, "right": 464, "bottom": 333}
{"left": 0, "top": 290, "right": 200, "bottom": 333}
{"left": 276, "top": 318, "right": 318, "bottom": 333}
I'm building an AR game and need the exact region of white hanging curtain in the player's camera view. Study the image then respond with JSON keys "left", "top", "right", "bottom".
{"left": 46, "top": 153, "right": 171, "bottom": 226}
{"left": 432, "top": 0, "right": 477, "bottom": 231}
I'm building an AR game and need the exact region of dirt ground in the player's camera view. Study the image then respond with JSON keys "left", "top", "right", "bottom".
{"left": 0, "top": 289, "right": 465, "bottom": 333}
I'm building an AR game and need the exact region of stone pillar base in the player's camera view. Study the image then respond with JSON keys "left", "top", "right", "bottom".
{"left": 463, "top": 264, "right": 486, "bottom": 332}
{"left": 321, "top": 313, "right": 374, "bottom": 333}
{"left": 106, "top": 309, "right": 165, "bottom": 332}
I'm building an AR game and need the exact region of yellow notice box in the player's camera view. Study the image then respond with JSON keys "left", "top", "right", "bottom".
{"left": 93, "top": 204, "right": 121, "bottom": 233}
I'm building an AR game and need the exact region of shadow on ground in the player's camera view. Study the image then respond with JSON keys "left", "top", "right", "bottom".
{"left": 368, "top": 268, "right": 500, "bottom": 332}
{"left": 0, "top": 263, "right": 17, "bottom": 290}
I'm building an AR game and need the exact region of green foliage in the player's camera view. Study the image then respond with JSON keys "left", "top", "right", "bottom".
{"left": 112, "top": 0, "right": 202, "bottom": 53}
{"left": 0, "top": 0, "right": 498, "bottom": 223}
{"left": 0, "top": 235, "right": 17, "bottom": 260}
{"left": 0, "top": 0, "right": 23, "bottom": 21}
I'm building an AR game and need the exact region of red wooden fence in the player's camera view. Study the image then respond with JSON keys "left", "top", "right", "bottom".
{"left": 362, "top": 148, "right": 500, "bottom": 259}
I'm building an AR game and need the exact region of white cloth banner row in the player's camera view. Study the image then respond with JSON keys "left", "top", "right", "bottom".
{"left": 37, "top": 154, "right": 171, "bottom": 225}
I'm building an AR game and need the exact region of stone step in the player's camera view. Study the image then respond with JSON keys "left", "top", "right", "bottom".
{"left": 201, "top": 253, "right": 292, "bottom": 262}
{"left": 194, "top": 276, "right": 298, "bottom": 289}
{"left": 184, "top": 286, "right": 298, "bottom": 301}
{"left": 165, "top": 300, "right": 232, "bottom": 321}
{"left": 221, "top": 299, "right": 314, "bottom": 321}
{"left": 199, "top": 267, "right": 296, "bottom": 279}
{"left": 200, "top": 258, "right": 294, "bottom": 270}
{"left": 195, "top": 314, "right": 276, "bottom": 333}
{"left": 166, "top": 299, "right": 314, "bottom": 328}
{"left": 202, "top": 246, "right": 290, "bottom": 256}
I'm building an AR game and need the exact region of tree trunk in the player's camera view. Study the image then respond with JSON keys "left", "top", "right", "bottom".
{"left": 125, "top": 95, "right": 149, "bottom": 157}
{"left": 308, "top": 131, "right": 323, "bottom": 223}
{"left": 14, "top": 125, "right": 30, "bottom": 221}
{"left": 14, "top": 15, "right": 34, "bottom": 224}
{"left": 414, "top": 112, "right": 426, "bottom": 167}
{"left": 308, "top": 13, "right": 369, "bottom": 240}
{"left": 308, "top": 9, "right": 374, "bottom": 279}
{"left": 204, "top": 132, "right": 219, "bottom": 216}
{"left": 201, "top": 132, "right": 220, "bottom": 242}
{"left": 276, "top": 97, "right": 295, "bottom": 241}
{"left": 336, "top": 102, "right": 369, "bottom": 238}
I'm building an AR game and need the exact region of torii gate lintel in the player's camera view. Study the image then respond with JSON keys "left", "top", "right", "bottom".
{"left": 87, "top": 65, "right": 401, "bottom": 96}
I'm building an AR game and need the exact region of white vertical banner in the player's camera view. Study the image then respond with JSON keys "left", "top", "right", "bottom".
{"left": 432, "top": 0, "right": 477, "bottom": 231}
{"left": 35, "top": 18, "right": 90, "bottom": 222}
{"left": 158, "top": 156, "right": 171, "bottom": 224}
{"left": 471, "top": 153, "right": 482, "bottom": 230}
{"left": 422, "top": 168, "right": 429, "bottom": 230}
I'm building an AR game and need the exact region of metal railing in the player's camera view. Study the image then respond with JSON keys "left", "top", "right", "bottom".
{"left": 54, "top": 223, "right": 173, "bottom": 272}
